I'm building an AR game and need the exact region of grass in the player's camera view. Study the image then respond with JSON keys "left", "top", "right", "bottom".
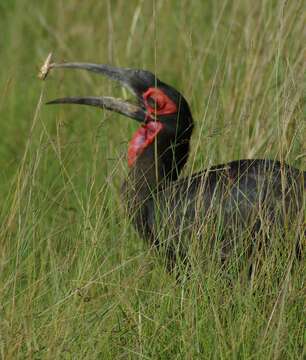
{"left": 0, "top": 0, "right": 305, "bottom": 358}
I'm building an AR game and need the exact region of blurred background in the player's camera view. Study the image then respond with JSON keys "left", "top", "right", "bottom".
{"left": 0, "top": 0, "right": 304, "bottom": 358}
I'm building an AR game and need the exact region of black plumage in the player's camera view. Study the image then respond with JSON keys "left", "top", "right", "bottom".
{"left": 47, "top": 63, "right": 305, "bottom": 270}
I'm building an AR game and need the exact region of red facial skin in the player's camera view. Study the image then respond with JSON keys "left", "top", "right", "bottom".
{"left": 127, "top": 88, "right": 177, "bottom": 167}
{"left": 127, "top": 121, "right": 164, "bottom": 167}
{"left": 143, "top": 88, "right": 177, "bottom": 117}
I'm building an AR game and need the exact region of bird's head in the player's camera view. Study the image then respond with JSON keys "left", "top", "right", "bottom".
{"left": 47, "top": 63, "right": 193, "bottom": 169}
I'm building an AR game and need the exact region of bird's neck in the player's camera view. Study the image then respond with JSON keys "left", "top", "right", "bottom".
{"left": 122, "top": 126, "right": 192, "bottom": 208}
{"left": 121, "top": 119, "right": 193, "bottom": 238}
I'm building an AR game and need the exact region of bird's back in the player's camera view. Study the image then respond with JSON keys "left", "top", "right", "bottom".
{"left": 143, "top": 159, "right": 305, "bottom": 264}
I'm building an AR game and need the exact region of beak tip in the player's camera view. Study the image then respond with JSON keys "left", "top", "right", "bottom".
{"left": 45, "top": 100, "right": 58, "bottom": 105}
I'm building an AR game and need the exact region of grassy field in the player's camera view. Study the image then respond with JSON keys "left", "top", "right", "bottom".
{"left": 0, "top": 0, "right": 305, "bottom": 358}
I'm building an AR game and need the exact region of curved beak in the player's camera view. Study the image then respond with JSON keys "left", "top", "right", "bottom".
{"left": 46, "top": 63, "right": 151, "bottom": 123}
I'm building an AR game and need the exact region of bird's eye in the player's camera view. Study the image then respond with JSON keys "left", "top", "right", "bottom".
{"left": 143, "top": 87, "right": 177, "bottom": 115}
{"left": 146, "top": 94, "right": 166, "bottom": 112}
{"left": 147, "top": 96, "right": 161, "bottom": 110}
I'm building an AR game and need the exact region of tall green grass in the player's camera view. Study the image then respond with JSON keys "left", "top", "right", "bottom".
{"left": 0, "top": 0, "right": 305, "bottom": 358}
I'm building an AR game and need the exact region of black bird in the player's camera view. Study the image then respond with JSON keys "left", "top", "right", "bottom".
{"left": 47, "top": 63, "right": 305, "bottom": 270}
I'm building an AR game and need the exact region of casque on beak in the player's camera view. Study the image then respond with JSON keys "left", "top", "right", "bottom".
{"left": 46, "top": 63, "right": 155, "bottom": 123}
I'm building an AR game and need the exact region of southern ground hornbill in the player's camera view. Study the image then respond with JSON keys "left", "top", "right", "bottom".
{"left": 46, "top": 62, "right": 305, "bottom": 271}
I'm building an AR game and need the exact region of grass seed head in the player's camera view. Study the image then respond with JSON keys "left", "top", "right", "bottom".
{"left": 38, "top": 52, "right": 53, "bottom": 80}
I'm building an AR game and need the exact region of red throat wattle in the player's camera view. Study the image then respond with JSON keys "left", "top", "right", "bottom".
{"left": 128, "top": 121, "right": 164, "bottom": 167}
